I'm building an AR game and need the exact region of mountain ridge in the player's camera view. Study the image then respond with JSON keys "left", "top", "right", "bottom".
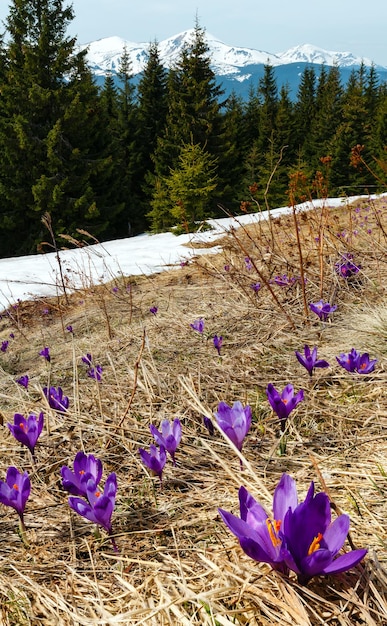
{"left": 81, "top": 29, "right": 387, "bottom": 99}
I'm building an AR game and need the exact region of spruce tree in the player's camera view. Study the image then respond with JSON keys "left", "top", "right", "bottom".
{"left": 110, "top": 46, "right": 143, "bottom": 234}
{"left": 294, "top": 66, "right": 317, "bottom": 165}
{"left": 149, "top": 21, "right": 225, "bottom": 229}
{"left": 136, "top": 41, "right": 168, "bottom": 217}
{"left": 0, "top": 0, "right": 115, "bottom": 257}
{"left": 330, "top": 65, "right": 376, "bottom": 193}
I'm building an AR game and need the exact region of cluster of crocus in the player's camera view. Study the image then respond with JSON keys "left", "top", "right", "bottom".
{"left": 336, "top": 349, "right": 377, "bottom": 374}
{"left": 218, "top": 473, "right": 367, "bottom": 585}
{"left": 8, "top": 412, "right": 44, "bottom": 458}
{"left": 87, "top": 365, "right": 103, "bottom": 381}
{"left": 213, "top": 335, "right": 223, "bottom": 356}
{"left": 214, "top": 401, "right": 252, "bottom": 457}
{"left": 43, "top": 386, "right": 69, "bottom": 412}
{"left": 266, "top": 384, "right": 304, "bottom": 432}
{"left": 150, "top": 419, "right": 182, "bottom": 466}
{"left": 0, "top": 467, "right": 31, "bottom": 533}
{"left": 190, "top": 318, "right": 204, "bottom": 334}
{"left": 335, "top": 254, "right": 361, "bottom": 279}
{"left": 309, "top": 300, "right": 337, "bottom": 321}
{"left": 82, "top": 353, "right": 103, "bottom": 381}
{"left": 295, "top": 345, "right": 329, "bottom": 377}
{"left": 61, "top": 452, "right": 118, "bottom": 550}
{"left": 271, "top": 274, "right": 297, "bottom": 287}
{"left": 140, "top": 419, "right": 182, "bottom": 482}
{"left": 244, "top": 257, "right": 253, "bottom": 271}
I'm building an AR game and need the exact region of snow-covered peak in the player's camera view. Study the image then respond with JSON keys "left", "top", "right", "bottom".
{"left": 277, "top": 43, "right": 373, "bottom": 68}
{"left": 81, "top": 36, "right": 148, "bottom": 75}
{"left": 80, "top": 31, "right": 384, "bottom": 80}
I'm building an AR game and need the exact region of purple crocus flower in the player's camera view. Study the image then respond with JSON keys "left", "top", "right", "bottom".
{"left": 356, "top": 352, "right": 377, "bottom": 374}
{"left": 150, "top": 419, "right": 182, "bottom": 465}
{"left": 219, "top": 473, "right": 367, "bottom": 585}
{"left": 213, "top": 335, "right": 223, "bottom": 356}
{"left": 87, "top": 365, "right": 103, "bottom": 381}
{"left": 66, "top": 325, "right": 73, "bottom": 333}
{"left": 218, "top": 474, "right": 297, "bottom": 574}
{"left": 81, "top": 353, "right": 93, "bottom": 366}
{"left": 280, "top": 479, "right": 367, "bottom": 585}
{"left": 336, "top": 349, "right": 377, "bottom": 374}
{"left": 336, "top": 348, "right": 360, "bottom": 373}
{"left": 244, "top": 257, "right": 252, "bottom": 271}
{"left": 295, "top": 345, "right": 329, "bottom": 377}
{"left": 43, "top": 386, "right": 69, "bottom": 412}
{"left": 203, "top": 416, "right": 214, "bottom": 435}
{"left": 39, "top": 346, "right": 51, "bottom": 362}
{"left": 273, "top": 274, "right": 296, "bottom": 287}
{"left": 250, "top": 282, "right": 261, "bottom": 292}
{"left": 8, "top": 412, "right": 44, "bottom": 456}
{"left": 1, "top": 340, "right": 9, "bottom": 352}
{"left": 16, "top": 375, "right": 29, "bottom": 389}
{"left": 61, "top": 451, "right": 103, "bottom": 497}
{"left": 68, "top": 472, "right": 117, "bottom": 535}
{"left": 214, "top": 401, "right": 252, "bottom": 452}
{"left": 190, "top": 318, "right": 204, "bottom": 334}
{"left": 309, "top": 300, "right": 337, "bottom": 322}
{"left": 335, "top": 255, "right": 361, "bottom": 279}
{"left": 0, "top": 467, "right": 31, "bottom": 522}
{"left": 266, "top": 384, "right": 304, "bottom": 432}
{"left": 139, "top": 444, "right": 167, "bottom": 482}
{"left": 149, "top": 306, "right": 158, "bottom": 315}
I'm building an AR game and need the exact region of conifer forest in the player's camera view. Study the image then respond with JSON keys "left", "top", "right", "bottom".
{"left": 0, "top": 0, "right": 386, "bottom": 258}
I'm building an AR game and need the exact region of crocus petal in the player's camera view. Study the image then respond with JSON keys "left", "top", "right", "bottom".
{"left": 273, "top": 474, "right": 298, "bottom": 522}
{"left": 239, "top": 536, "right": 281, "bottom": 565}
{"left": 314, "top": 359, "right": 330, "bottom": 369}
{"left": 301, "top": 548, "right": 336, "bottom": 578}
{"left": 323, "top": 514, "right": 350, "bottom": 555}
{"left": 219, "top": 508, "right": 280, "bottom": 563}
{"left": 239, "top": 486, "right": 268, "bottom": 526}
{"left": 321, "top": 549, "right": 368, "bottom": 575}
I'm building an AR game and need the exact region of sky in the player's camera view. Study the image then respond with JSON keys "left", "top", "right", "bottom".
{"left": 0, "top": 0, "right": 387, "bottom": 66}
{"left": 1, "top": 194, "right": 384, "bottom": 314}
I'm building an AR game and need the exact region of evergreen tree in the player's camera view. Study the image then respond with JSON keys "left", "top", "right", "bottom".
{"left": 0, "top": 0, "right": 115, "bottom": 257}
{"left": 110, "top": 45, "right": 143, "bottom": 234}
{"left": 256, "top": 64, "right": 278, "bottom": 154}
{"left": 330, "top": 65, "right": 376, "bottom": 193}
{"left": 150, "top": 20, "right": 225, "bottom": 229}
{"left": 137, "top": 41, "right": 168, "bottom": 217}
{"left": 148, "top": 141, "right": 218, "bottom": 230}
{"left": 294, "top": 66, "right": 317, "bottom": 165}
{"left": 216, "top": 92, "right": 246, "bottom": 210}
{"left": 310, "top": 65, "right": 343, "bottom": 161}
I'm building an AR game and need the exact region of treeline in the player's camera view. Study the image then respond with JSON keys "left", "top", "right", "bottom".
{"left": 0, "top": 1, "right": 386, "bottom": 257}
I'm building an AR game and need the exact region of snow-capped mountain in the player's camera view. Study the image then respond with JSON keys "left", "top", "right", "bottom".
{"left": 81, "top": 30, "right": 387, "bottom": 98}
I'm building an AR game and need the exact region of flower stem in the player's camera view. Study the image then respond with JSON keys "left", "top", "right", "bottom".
{"left": 18, "top": 515, "right": 29, "bottom": 547}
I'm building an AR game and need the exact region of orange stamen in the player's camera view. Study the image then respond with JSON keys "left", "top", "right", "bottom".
{"left": 266, "top": 518, "right": 282, "bottom": 547}
{"left": 79, "top": 470, "right": 85, "bottom": 475}
{"left": 13, "top": 484, "right": 19, "bottom": 491}
{"left": 19, "top": 423, "right": 26, "bottom": 430}
{"left": 95, "top": 491, "right": 101, "bottom": 498}
{"left": 308, "top": 532, "right": 323, "bottom": 555}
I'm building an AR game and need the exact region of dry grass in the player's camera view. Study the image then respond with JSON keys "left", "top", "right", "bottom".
{"left": 0, "top": 195, "right": 387, "bottom": 625}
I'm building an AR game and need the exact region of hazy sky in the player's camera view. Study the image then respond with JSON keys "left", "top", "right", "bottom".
{"left": 0, "top": 0, "right": 386, "bottom": 65}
